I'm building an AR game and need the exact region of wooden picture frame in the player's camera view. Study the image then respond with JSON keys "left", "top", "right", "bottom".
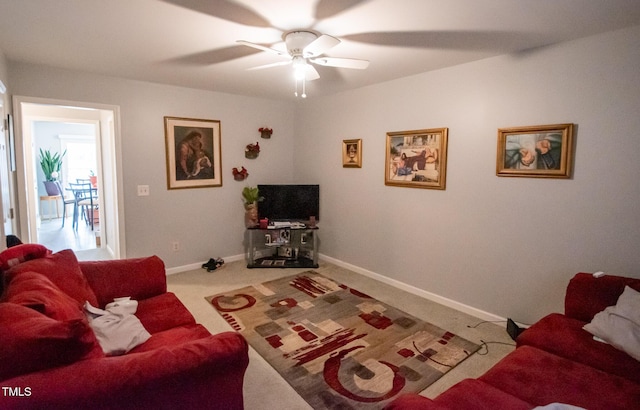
{"left": 385, "top": 128, "right": 448, "bottom": 190}
{"left": 342, "top": 139, "right": 362, "bottom": 168}
{"left": 164, "top": 116, "right": 222, "bottom": 189}
{"left": 496, "top": 123, "right": 574, "bottom": 178}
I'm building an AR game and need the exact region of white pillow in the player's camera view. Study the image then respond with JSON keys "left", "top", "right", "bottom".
{"left": 583, "top": 286, "right": 640, "bottom": 361}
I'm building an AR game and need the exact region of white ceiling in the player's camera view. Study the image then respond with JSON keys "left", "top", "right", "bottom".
{"left": 1, "top": 0, "right": 640, "bottom": 101}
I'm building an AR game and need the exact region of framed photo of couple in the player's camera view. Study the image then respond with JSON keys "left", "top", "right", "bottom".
{"left": 164, "top": 116, "right": 222, "bottom": 189}
{"left": 496, "top": 123, "right": 574, "bottom": 178}
{"left": 385, "top": 128, "right": 448, "bottom": 190}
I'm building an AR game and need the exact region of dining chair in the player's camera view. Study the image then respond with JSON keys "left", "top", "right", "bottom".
{"left": 55, "top": 181, "right": 77, "bottom": 228}
{"left": 68, "top": 182, "right": 99, "bottom": 230}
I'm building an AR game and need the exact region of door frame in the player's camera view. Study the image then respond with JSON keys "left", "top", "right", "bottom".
{"left": 13, "top": 95, "right": 125, "bottom": 258}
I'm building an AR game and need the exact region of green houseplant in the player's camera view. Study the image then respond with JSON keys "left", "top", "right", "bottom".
{"left": 242, "top": 186, "right": 263, "bottom": 228}
{"left": 39, "top": 148, "right": 66, "bottom": 196}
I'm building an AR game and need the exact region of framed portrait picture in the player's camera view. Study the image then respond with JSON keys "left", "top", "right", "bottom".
{"left": 496, "top": 123, "right": 574, "bottom": 178}
{"left": 385, "top": 128, "right": 448, "bottom": 190}
{"left": 342, "top": 139, "right": 362, "bottom": 168}
{"left": 164, "top": 116, "right": 222, "bottom": 189}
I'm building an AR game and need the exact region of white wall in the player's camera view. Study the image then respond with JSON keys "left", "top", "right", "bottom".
{"left": 5, "top": 25, "right": 640, "bottom": 323}
{"left": 8, "top": 64, "right": 297, "bottom": 264}
{"left": 295, "top": 25, "right": 640, "bottom": 323}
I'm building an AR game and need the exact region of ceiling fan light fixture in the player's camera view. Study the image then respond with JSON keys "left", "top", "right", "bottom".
{"left": 238, "top": 29, "right": 368, "bottom": 100}
{"left": 292, "top": 56, "right": 307, "bottom": 80}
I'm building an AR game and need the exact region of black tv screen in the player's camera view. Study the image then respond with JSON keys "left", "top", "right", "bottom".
{"left": 258, "top": 184, "right": 319, "bottom": 222}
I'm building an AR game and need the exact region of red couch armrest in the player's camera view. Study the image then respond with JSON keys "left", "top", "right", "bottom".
{"left": 79, "top": 256, "right": 167, "bottom": 308}
{"left": 565, "top": 272, "right": 640, "bottom": 322}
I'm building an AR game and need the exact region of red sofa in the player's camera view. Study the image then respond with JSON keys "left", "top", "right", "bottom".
{"left": 387, "top": 273, "right": 640, "bottom": 410}
{"left": 0, "top": 246, "right": 249, "bottom": 410}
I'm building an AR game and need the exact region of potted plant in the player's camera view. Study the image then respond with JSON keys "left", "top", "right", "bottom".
{"left": 245, "top": 141, "right": 260, "bottom": 159}
{"left": 89, "top": 170, "right": 98, "bottom": 187}
{"left": 259, "top": 127, "right": 273, "bottom": 139}
{"left": 39, "top": 148, "right": 66, "bottom": 196}
{"left": 242, "top": 186, "right": 263, "bottom": 228}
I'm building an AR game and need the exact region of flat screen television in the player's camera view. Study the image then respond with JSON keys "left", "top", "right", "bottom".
{"left": 257, "top": 184, "right": 319, "bottom": 222}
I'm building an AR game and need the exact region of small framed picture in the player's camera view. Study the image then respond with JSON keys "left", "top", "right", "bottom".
{"left": 496, "top": 123, "right": 574, "bottom": 178}
{"left": 300, "top": 233, "right": 307, "bottom": 244}
{"left": 265, "top": 234, "right": 271, "bottom": 244}
{"left": 164, "top": 116, "right": 222, "bottom": 189}
{"left": 385, "top": 128, "right": 448, "bottom": 190}
{"left": 342, "top": 139, "right": 362, "bottom": 168}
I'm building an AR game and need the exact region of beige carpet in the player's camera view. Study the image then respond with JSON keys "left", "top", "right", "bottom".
{"left": 167, "top": 260, "right": 515, "bottom": 409}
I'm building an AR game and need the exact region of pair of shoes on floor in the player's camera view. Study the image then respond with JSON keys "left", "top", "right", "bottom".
{"left": 202, "top": 257, "right": 224, "bottom": 272}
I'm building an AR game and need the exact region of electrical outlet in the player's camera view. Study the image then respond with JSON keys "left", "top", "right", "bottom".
{"left": 171, "top": 241, "right": 180, "bottom": 252}
{"left": 137, "top": 185, "right": 150, "bottom": 196}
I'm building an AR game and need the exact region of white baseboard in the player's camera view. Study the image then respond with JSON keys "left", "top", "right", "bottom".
{"left": 164, "top": 252, "right": 506, "bottom": 323}
{"left": 319, "top": 254, "right": 506, "bottom": 323}
{"left": 165, "top": 253, "right": 245, "bottom": 276}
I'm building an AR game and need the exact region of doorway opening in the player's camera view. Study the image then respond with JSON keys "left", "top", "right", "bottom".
{"left": 13, "top": 96, "right": 124, "bottom": 260}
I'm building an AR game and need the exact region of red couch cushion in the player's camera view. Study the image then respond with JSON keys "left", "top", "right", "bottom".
{"left": 479, "top": 345, "right": 640, "bottom": 409}
{"left": 386, "top": 380, "right": 533, "bottom": 410}
{"left": 518, "top": 313, "right": 640, "bottom": 384}
{"left": 0, "top": 243, "right": 50, "bottom": 271}
{"left": 0, "top": 303, "right": 103, "bottom": 380}
{"left": 2, "top": 271, "right": 86, "bottom": 321}
{"left": 128, "top": 323, "right": 211, "bottom": 354}
{"left": 79, "top": 256, "right": 166, "bottom": 307}
{"left": 2, "top": 331, "right": 249, "bottom": 409}
{"left": 5, "top": 249, "right": 98, "bottom": 307}
{"left": 134, "top": 292, "right": 196, "bottom": 334}
{"left": 435, "top": 379, "right": 532, "bottom": 409}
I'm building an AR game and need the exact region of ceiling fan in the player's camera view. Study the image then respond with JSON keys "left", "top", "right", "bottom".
{"left": 237, "top": 30, "right": 370, "bottom": 98}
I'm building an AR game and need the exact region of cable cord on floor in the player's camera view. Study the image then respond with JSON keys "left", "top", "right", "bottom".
{"left": 467, "top": 320, "right": 508, "bottom": 328}
{"left": 477, "top": 340, "right": 516, "bottom": 355}
{"left": 412, "top": 341, "right": 455, "bottom": 368}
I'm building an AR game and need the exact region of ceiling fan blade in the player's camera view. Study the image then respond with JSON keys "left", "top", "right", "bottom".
{"left": 237, "top": 40, "right": 286, "bottom": 56}
{"left": 310, "top": 57, "right": 370, "bottom": 69}
{"left": 314, "top": 0, "right": 369, "bottom": 20}
{"left": 247, "top": 60, "right": 292, "bottom": 71}
{"left": 161, "top": 0, "right": 271, "bottom": 28}
{"left": 304, "top": 34, "right": 340, "bottom": 57}
{"left": 305, "top": 64, "right": 320, "bottom": 81}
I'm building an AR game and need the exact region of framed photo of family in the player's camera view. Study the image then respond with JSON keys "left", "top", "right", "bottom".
{"left": 164, "top": 116, "right": 222, "bottom": 189}
{"left": 496, "top": 123, "right": 574, "bottom": 178}
{"left": 385, "top": 128, "right": 448, "bottom": 190}
{"left": 342, "top": 139, "right": 362, "bottom": 168}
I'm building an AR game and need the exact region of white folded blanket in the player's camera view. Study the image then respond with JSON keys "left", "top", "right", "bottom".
{"left": 84, "top": 301, "right": 151, "bottom": 356}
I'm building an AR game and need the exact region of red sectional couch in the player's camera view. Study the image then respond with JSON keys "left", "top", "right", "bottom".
{"left": 387, "top": 273, "right": 640, "bottom": 410}
{"left": 0, "top": 246, "right": 249, "bottom": 410}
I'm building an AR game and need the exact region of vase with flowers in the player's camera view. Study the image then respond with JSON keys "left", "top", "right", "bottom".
{"left": 245, "top": 141, "right": 260, "bottom": 159}
{"left": 259, "top": 127, "right": 273, "bottom": 139}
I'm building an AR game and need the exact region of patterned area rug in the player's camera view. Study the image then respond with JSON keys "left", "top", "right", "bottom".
{"left": 206, "top": 271, "right": 479, "bottom": 409}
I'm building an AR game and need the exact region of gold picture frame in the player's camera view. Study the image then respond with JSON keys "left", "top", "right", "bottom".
{"left": 385, "top": 128, "right": 448, "bottom": 190}
{"left": 164, "top": 116, "right": 222, "bottom": 189}
{"left": 496, "top": 123, "right": 574, "bottom": 178}
{"left": 342, "top": 139, "right": 362, "bottom": 168}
